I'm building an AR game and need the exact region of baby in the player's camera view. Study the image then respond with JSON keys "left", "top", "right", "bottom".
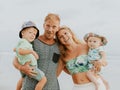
{"left": 84, "top": 32, "right": 109, "bottom": 90}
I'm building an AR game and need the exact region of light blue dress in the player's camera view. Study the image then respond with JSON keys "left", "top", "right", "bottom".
{"left": 87, "top": 46, "right": 105, "bottom": 69}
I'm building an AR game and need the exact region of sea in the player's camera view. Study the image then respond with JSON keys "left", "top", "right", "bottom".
{"left": 0, "top": 52, "right": 119, "bottom": 90}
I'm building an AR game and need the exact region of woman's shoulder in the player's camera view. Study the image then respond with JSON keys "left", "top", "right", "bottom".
{"left": 78, "top": 42, "right": 89, "bottom": 53}
{"left": 80, "top": 42, "right": 88, "bottom": 48}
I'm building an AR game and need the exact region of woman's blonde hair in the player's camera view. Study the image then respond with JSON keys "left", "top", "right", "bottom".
{"left": 56, "top": 26, "right": 81, "bottom": 57}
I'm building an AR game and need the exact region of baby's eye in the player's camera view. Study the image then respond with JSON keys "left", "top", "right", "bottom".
{"left": 29, "top": 31, "right": 32, "bottom": 33}
{"left": 94, "top": 41, "right": 97, "bottom": 43}
{"left": 64, "top": 32, "right": 67, "bottom": 34}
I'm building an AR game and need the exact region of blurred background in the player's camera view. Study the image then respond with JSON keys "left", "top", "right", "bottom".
{"left": 0, "top": 0, "right": 120, "bottom": 90}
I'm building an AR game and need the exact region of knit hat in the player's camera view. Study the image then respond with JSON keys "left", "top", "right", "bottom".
{"left": 19, "top": 21, "right": 39, "bottom": 38}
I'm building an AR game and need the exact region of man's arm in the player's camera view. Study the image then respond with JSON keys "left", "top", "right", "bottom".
{"left": 13, "top": 56, "right": 37, "bottom": 76}
{"left": 56, "top": 59, "right": 65, "bottom": 77}
{"left": 57, "top": 58, "right": 71, "bottom": 77}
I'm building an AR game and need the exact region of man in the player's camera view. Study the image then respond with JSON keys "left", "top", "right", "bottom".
{"left": 13, "top": 13, "right": 61, "bottom": 90}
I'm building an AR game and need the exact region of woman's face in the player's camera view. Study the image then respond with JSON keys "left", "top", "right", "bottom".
{"left": 57, "top": 29, "right": 72, "bottom": 45}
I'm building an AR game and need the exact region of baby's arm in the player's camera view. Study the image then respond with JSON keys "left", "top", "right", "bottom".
{"left": 99, "top": 51, "right": 107, "bottom": 66}
{"left": 18, "top": 48, "right": 39, "bottom": 60}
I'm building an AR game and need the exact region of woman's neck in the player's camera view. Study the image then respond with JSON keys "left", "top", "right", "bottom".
{"left": 66, "top": 42, "right": 78, "bottom": 52}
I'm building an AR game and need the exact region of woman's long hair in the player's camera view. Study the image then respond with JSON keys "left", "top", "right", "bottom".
{"left": 56, "top": 26, "right": 81, "bottom": 58}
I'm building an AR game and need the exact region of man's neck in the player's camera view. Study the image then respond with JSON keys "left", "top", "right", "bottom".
{"left": 38, "top": 35, "right": 56, "bottom": 45}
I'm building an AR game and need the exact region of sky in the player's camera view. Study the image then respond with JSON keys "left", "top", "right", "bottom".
{"left": 0, "top": 0, "right": 120, "bottom": 56}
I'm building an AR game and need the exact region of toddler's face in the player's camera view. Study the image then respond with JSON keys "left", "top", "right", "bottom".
{"left": 22, "top": 27, "right": 37, "bottom": 42}
{"left": 87, "top": 37, "right": 102, "bottom": 49}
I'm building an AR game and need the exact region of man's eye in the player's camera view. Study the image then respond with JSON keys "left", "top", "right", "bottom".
{"left": 53, "top": 26, "right": 56, "bottom": 29}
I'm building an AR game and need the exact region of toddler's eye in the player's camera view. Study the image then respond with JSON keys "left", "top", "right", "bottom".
{"left": 94, "top": 41, "right": 97, "bottom": 43}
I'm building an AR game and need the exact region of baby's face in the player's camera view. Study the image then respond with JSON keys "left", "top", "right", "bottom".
{"left": 87, "top": 37, "right": 102, "bottom": 49}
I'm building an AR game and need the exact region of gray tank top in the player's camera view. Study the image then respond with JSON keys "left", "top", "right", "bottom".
{"left": 22, "top": 39, "right": 60, "bottom": 90}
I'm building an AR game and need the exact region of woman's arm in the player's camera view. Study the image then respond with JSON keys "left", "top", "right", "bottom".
{"left": 63, "top": 66, "right": 71, "bottom": 75}
{"left": 56, "top": 58, "right": 65, "bottom": 77}
{"left": 13, "top": 56, "right": 37, "bottom": 76}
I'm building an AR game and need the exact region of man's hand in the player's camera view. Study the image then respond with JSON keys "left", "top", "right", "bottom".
{"left": 20, "top": 61, "right": 37, "bottom": 77}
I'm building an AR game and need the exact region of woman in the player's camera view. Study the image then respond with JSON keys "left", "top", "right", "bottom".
{"left": 56, "top": 26, "right": 107, "bottom": 90}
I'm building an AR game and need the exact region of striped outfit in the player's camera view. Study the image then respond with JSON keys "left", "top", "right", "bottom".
{"left": 22, "top": 39, "right": 60, "bottom": 90}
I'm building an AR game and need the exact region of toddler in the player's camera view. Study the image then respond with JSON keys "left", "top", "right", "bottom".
{"left": 14, "top": 21, "right": 47, "bottom": 90}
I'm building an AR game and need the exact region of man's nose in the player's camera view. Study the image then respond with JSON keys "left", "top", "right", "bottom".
{"left": 48, "top": 27, "right": 53, "bottom": 31}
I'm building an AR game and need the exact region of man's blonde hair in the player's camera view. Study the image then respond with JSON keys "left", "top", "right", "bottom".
{"left": 44, "top": 13, "right": 60, "bottom": 22}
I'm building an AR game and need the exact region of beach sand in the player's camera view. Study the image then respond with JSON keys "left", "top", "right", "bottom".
{"left": 0, "top": 53, "right": 119, "bottom": 90}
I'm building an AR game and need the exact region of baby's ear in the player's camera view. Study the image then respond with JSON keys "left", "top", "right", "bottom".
{"left": 101, "top": 36, "right": 107, "bottom": 45}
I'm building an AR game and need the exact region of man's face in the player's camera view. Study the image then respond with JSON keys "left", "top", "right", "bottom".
{"left": 43, "top": 20, "right": 60, "bottom": 40}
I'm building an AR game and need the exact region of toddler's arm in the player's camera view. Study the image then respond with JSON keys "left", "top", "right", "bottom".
{"left": 18, "top": 48, "right": 39, "bottom": 59}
